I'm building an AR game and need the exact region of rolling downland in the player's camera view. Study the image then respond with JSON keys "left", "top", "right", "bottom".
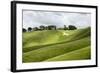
{"left": 22, "top": 27, "right": 91, "bottom": 63}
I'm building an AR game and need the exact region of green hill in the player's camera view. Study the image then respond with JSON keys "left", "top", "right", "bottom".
{"left": 22, "top": 27, "right": 91, "bottom": 63}
{"left": 45, "top": 46, "right": 90, "bottom": 61}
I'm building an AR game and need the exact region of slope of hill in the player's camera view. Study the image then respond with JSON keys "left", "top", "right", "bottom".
{"left": 45, "top": 46, "right": 90, "bottom": 61}
{"left": 22, "top": 27, "right": 91, "bottom": 63}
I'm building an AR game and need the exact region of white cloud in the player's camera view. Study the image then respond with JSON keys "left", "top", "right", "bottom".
{"left": 23, "top": 10, "right": 91, "bottom": 29}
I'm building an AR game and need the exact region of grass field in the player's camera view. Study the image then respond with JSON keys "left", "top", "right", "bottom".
{"left": 22, "top": 27, "right": 91, "bottom": 63}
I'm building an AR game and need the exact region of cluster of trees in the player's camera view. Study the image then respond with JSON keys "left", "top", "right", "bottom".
{"left": 23, "top": 25, "right": 77, "bottom": 32}
{"left": 65, "top": 25, "right": 77, "bottom": 30}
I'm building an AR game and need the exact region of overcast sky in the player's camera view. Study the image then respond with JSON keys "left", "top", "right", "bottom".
{"left": 23, "top": 10, "right": 91, "bottom": 29}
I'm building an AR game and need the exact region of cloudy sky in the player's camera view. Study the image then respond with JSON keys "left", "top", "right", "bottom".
{"left": 23, "top": 10, "right": 91, "bottom": 29}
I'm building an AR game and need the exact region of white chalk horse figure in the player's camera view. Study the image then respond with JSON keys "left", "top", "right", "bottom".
{"left": 63, "top": 32, "right": 69, "bottom": 36}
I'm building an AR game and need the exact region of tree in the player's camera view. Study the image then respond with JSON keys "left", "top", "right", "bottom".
{"left": 28, "top": 27, "right": 32, "bottom": 32}
{"left": 45, "top": 26, "right": 48, "bottom": 30}
{"left": 68, "top": 25, "right": 77, "bottom": 30}
{"left": 40, "top": 25, "right": 45, "bottom": 30}
{"left": 48, "top": 25, "right": 56, "bottom": 30}
{"left": 64, "top": 25, "right": 68, "bottom": 30}
{"left": 23, "top": 28, "right": 27, "bottom": 32}
{"left": 33, "top": 27, "right": 39, "bottom": 31}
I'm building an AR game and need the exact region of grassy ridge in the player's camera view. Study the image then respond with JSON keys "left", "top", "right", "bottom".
{"left": 45, "top": 46, "right": 91, "bottom": 61}
{"left": 22, "top": 27, "right": 91, "bottom": 63}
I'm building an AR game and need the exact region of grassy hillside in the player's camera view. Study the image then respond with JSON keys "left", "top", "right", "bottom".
{"left": 22, "top": 27, "right": 91, "bottom": 63}
{"left": 45, "top": 46, "right": 90, "bottom": 61}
